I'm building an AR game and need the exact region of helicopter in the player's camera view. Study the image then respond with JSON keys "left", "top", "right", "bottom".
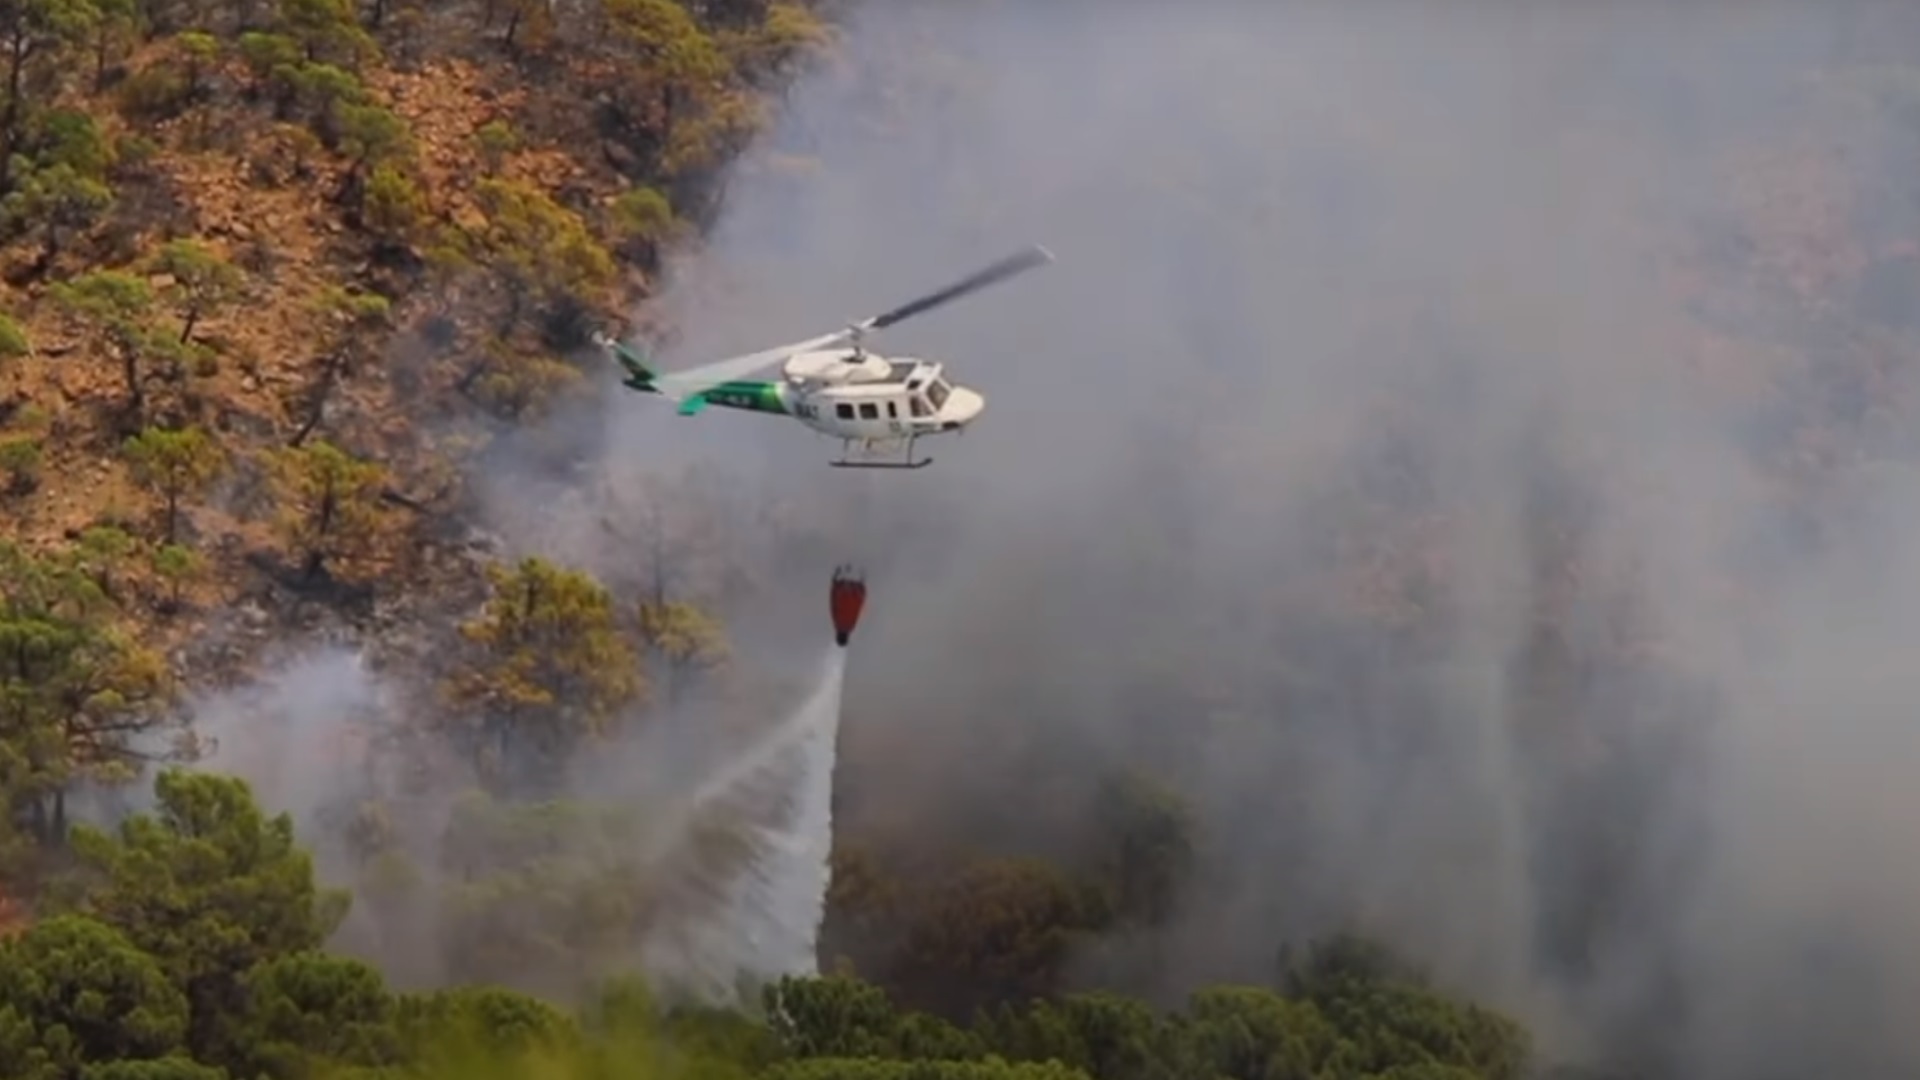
{"left": 592, "top": 244, "right": 1054, "bottom": 469}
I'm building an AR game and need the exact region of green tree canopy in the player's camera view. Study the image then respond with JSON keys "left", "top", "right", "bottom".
{"left": 268, "top": 439, "right": 394, "bottom": 581}
{"left": 430, "top": 791, "right": 650, "bottom": 991}
{"left": 0, "top": 914, "right": 190, "bottom": 1079}
{"left": 49, "top": 270, "right": 157, "bottom": 423}
{"left": 442, "top": 557, "right": 643, "bottom": 789}
{"left": 889, "top": 858, "right": 1095, "bottom": 1020}
{"left": 231, "top": 951, "right": 399, "bottom": 1079}
{"left": 121, "top": 426, "right": 226, "bottom": 545}
{"left": 461, "top": 178, "right": 616, "bottom": 332}
{"left": 147, "top": 240, "right": 246, "bottom": 344}
{"left": 0, "top": 538, "right": 171, "bottom": 850}
{"left": 63, "top": 769, "right": 351, "bottom": 1066}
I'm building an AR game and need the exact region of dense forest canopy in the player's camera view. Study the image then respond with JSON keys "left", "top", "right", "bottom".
{"left": 6, "top": 0, "right": 1920, "bottom": 1078}
{"left": 0, "top": 767, "right": 1541, "bottom": 1080}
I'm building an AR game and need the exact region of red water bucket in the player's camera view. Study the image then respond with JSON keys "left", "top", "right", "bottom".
{"left": 830, "top": 566, "right": 866, "bottom": 646}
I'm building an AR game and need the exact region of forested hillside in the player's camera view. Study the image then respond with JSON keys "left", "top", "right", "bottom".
{"left": 10, "top": 2, "right": 1920, "bottom": 1079}
{"left": 0, "top": 0, "right": 827, "bottom": 935}
{"left": 0, "top": 0, "right": 1555, "bottom": 1076}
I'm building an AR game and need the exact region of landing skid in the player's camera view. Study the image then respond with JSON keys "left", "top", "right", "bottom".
{"left": 831, "top": 435, "right": 933, "bottom": 470}
{"left": 831, "top": 458, "right": 933, "bottom": 470}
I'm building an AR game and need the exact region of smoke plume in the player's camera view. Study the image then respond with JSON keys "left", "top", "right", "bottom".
{"left": 482, "top": 2, "right": 1920, "bottom": 1076}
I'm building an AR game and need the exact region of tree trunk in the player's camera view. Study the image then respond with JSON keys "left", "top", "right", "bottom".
{"left": 454, "top": 352, "right": 492, "bottom": 396}
{"left": 302, "top": 482, "right": 336, "bottom": 580}
{"left": 291, "top": 351, "right": 344, "bottom": 446}
{"left": 121, "top": 350, "right": 145, "bottom": 421}
{"left": 29, "top": 222, "right": 58, "bottom": 279}
{"left": 497, "top": 285, "right": 524, "bottom": 336}
{"left": 331, "top": 159, "right": 364, "bottom": 206}
{"left": 0, "top": 33, "right": 31, "bottom": 191}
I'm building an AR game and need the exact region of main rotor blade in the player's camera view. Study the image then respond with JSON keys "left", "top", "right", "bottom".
{"left": 861, "top": 244, "right": 1054, "bottom": 332}
{"left": 653, "top": 329, "right": 855, "bottom": 399}
{"left": 642, "top": 244, "right": 1052, "bottom": 402}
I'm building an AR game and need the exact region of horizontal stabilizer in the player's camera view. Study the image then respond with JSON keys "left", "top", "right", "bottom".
{"left": 593, "top": 331, "right": 671, "bottom": 396}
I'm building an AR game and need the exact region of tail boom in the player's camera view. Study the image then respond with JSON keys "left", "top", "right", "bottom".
{"left": 595, "top": 331, "right": 790, "bottom": 418}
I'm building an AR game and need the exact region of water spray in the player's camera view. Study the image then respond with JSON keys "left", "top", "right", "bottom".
{"left": 639, "top": 564, "right": 869, "bottom": 1002}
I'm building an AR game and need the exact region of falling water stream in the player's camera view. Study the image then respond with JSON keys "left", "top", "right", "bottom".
{"left": 164, "top": 642, "right": 851, "bottom": 1006}
{"left": 638, "top": 647, "right": 847, "bottom": 1002}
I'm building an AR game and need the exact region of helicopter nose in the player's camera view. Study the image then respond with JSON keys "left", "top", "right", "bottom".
{"left": 940, "top": 386, "right": 985, "bottom": 430}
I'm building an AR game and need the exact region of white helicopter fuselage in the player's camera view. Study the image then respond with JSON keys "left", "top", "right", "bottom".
{"left": 779, "top": 348, "right": 985, "bottom": 442}
{"left": 604, "top": 242, "right": 1050, "bottom": 468}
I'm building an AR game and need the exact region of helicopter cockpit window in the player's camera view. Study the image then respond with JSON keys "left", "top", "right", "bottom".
{"left": 910, "top": 396, "right": 931, "bottom": 418}
{"left": 926, "top": 379, "right": 951, "bottom": 411}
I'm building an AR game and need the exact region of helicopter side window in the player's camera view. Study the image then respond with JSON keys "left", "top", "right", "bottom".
{"left": 858, "top": 403, "right": 879, "bottom": 420}
{"left": 926, "top": 379, "right": 951, "bottom": 411}
{"left": 836, "top": 403, "right": 855, "bottom": 420}
{"left": 910, "top": 396, "right": 930, "bottom": 418}
{"left": 886, "top": 401, "right": 898, "bottom": 419}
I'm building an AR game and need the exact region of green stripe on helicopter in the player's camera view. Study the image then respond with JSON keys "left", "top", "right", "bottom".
{"left": 676, "top": 380, "right": 788, "bottom": 417}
